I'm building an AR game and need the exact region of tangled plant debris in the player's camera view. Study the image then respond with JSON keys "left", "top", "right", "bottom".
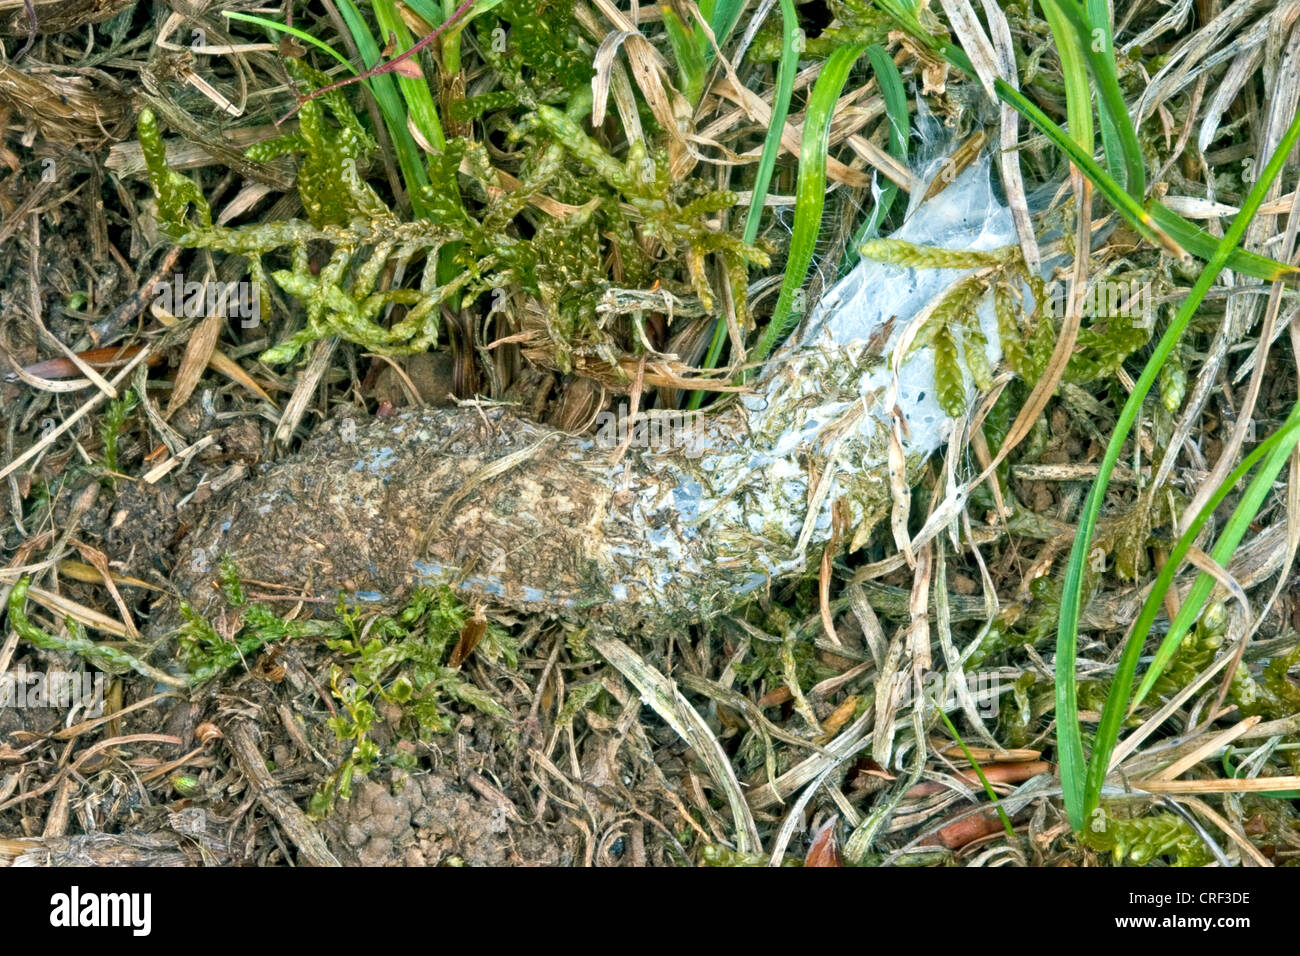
{"left": 4, "top": 0, "right": 1300, "bottom": 870}
{"left": 167, "top": 153, "right": 1017, "bottom": 624}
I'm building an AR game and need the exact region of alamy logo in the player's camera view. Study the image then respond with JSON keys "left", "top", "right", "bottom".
{"left": 1041, "top": 278, "right": 1155, "bottom": 328}
{"left": 0, "top": 666, "right": 104, "bottom": 718}
{"left": 593, "top": 407, "right": 707, "bottom": 458}
{"left": 904, "top": 669, "right": 1003, "bottom": 718}
{"left": 152, "top": 274, "right": 261, "bottom": 328}
{"left": 49, "top": 886, "right": 151, "bottom": 936}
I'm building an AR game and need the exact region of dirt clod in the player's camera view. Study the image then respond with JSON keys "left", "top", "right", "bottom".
{"left": 325, "top": 770, "right": 574, "bottom": 867}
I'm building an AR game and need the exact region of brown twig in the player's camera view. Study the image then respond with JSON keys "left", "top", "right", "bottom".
{"left": 224, "top": 720, "right": 341, "bottom": 867}
{"left": 88, "top": 245, "right": 183, "bottom": 347}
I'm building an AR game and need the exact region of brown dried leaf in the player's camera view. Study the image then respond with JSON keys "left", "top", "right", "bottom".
{"left": 448, "top": 606, "right": 488, "bottom": 668}
{"left": 166, "top": 309, "right": 223, "bottom": 417}
{"left": 804, "top": 817, "right": 842, "bottom": 867}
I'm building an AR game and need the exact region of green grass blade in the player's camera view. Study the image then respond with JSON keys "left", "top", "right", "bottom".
{"left": 1057, "top": 0, "right": 1143, "bottom": 197}
{"left": 876, "top": 7, "right": 1297, "bottom": 281}
{"left": 935, "top": 706, "right": 1015, "bottom": 839}
{"left": 753, "top": 43, "right": 866, "bottom": 363}
{"left": 742, "top": 0, "right": 799, "bottom": 246}
{"left": 1083, "top": 24, "right": 1143, "bottom": 198}
{"left": 993, "top": 79, "right": 1180, "bottom": 255}
{"left": 708, "top": 0, "right": 751, "bottom": 58}
{"left": 1147, "top": 201, "right": 1300, "bottom": 283}
{"left": 1131, "top": 405, "right": 1300, "bottom": 710}
{"left": 1081, "top": 0, "right": 1127, "bottom": 189}
{"left": 1084, "top": 403, "right": 1300, "bottom": 818}
{"left": 222, "top": 12, "right": 357, "bottom": 74}
{"left": 333, "top": 0, "right": 435, "bottom": 213}
{"left": 843, "top": 44, "right": 908, "bottom": 269}
{"left": 1223, "top": 748, "right": 1300, "bottom": 798}
{"left": 662, "top": 7, "right": 709, "bottom": 105}
{"left": 1037, "top": 0, "right": 1093, "bottom": 153}
{"left": 690, "top": 0, "right": 800, "bottom": 408}
{"left": 226, "top": 6, "right": 435, "bottom": 214}
{"left": 995, "top": 79, "right": 1300, "bottom": 282}
{"left": 371, "top": 0, "right": 447, "bottom": 153}
{"left": 867, "top": 42, "right": 908, "bottom": 167}
{"left": 1055, "top": 100, "right": 1300, "bottom": 832}
{"left": 1043, "top": 0, "right": 1144, "bottom": 197}
{"left": 871, "top": 0, "right": 974, "bottom": 74}
{"left": 398, "top": 0, "right": 447, "bottom": 24}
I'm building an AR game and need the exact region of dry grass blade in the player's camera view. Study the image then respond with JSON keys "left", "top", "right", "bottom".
{"left": 1145, "top": 716, "right": 1262, "bottom": 783}
{"left": 1134, "top": 0, "right": 1278, "bottom": 126}
{"left": 50, "top": 692, "right": 178, "bottom": 741}
{"left": 933, "top": 537, "right": 997, "bottom": 746}
{"left": 151, "top": 303, "right": 277, "bottom": 405}
{"left": 1181, "top": 546, "right": 1253, "bottom": 625}
{"left": 907, "top": 544, "right": 934, "bottom": 711}
{"left": 937, "top": 0, "right": 1000, "bottom": 101}
{"left": 1107, "top": 651, "right": 1237, "bottom": 773}
{"left": 273, "top": 337, "right": 337, "bottom": 444}
{"left": 872, "top": 619, "right": 909, "bottom": 767}
{"left": 22, "top": 583, "right": 130, "bottom": 639}
{"left": 1179, "top": 797, "right": 1272, "bottom": 867}
{"left": 769, "top": 754, "right": 862, "bottom": 866}
{"left": 0, "top": 733, "right": 185, "bottom": 816}
{"left": 1196, "top": 45, "right": 1264, "bottom": 156}
{"left": 1178, "top": 48, "right": 1300, "bottom": 527}
{"left": 591, "top": 30, "right": 637, "bottom": 127}
{"left": 166, "top": 308, "right": 224, "bottom": 417}
{"left": 0, "top": 60, "right": 128, "bottom": 149}
{"left": 589, "top": 633, "right": 762, "bottom": 854}
{"left": 29, "top": 311, "right": 116, "bottom": 400}
{"left": 750, "top": 707, "right": 875, "bottom": 812}
{"left": 0, "top": 0, "right": 133, "bottom": 34}
{"left": 583, "top": 5, "right": 693, "bottom": 178}
{"left": 979, "top": 0, "right": 1040, "bottom": 274}
{"left": 1135, "top": 777, "right": 1300, "bottom": 794}
{"left": 71, "top": 542, "right": 140, "bottom": 641}
{"left": 967, "top": 173, "right": 1092, "bottom": 494}
{"left": 55, "top": 560, "right": 159, "bottom": 592}
{"left": 141, "top": 434, "right": 216, "bottom": 484}
{"left": 712, "top": 76, "right": 906, "bottom": 189}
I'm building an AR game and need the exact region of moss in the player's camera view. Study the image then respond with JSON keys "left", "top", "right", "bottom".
{"left": 99, "top": 387, "right": 138, "bottom": 482}
{"left": 1082, "top": 806, "right": 1214, "bottom": 866}
{"left": 310, "top": 585, "right": 515, "bottom": 814}
{"left": 7, "top": 577, "right": 173, "bottom": 683}
{"left": 140, "top": 49, "right": 764, "bottom": 375}
{"left": 169, "top": 557, "right": 515, "bottom": 814}
{"left": 138, "top": 107, "right": 210, "bottom": 232}
{"left": 248, "top": 59, "right": 389, "bottom": 228}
